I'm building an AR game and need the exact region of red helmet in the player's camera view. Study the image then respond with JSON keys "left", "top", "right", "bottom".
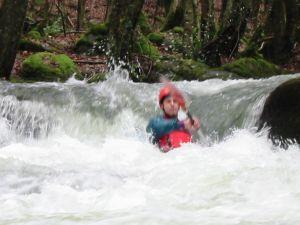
{"left": 159, "top": 85, "right": 171, "bottom": 105}
{"left": 158, "top": 84, "right": 186, "bottom": 109}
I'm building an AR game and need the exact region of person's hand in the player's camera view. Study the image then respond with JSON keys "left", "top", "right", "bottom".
{"left": 191, "top": 117, "right": 200, "bottom": 131}
{"left": 183, "top": 117, "right": 200, "bottom": 132}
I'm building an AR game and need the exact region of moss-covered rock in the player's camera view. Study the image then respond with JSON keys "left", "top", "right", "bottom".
{"left": 147, "top": 32, "right": 165, "bottom": 45}
{"left": 258, "top": 77, "right": 300, "bottom": 148}
{"left": 173, "top": 26, "right": 184, "bottom": 34}
{"left": 89, "top": 22, "right": 109, "bottom": 36}
{"left": 19, "top": 39, "right": 46, "bottom": 52}
{"left": 153, "top": 57, "right": 209, "bottom": 81}
{"left": 74, "top": 35, "right": 94, "bottom": 53}
{"left": 135, "top": 35, "right": 160, "bottom": 60}
{"left": 27, "top": 30, "right": 42, "bottom": 40}
{"left": 21, "top": 52, "right": 78, "bottom": 82}
{"left": 74, "top": 22, "right": 108, "bottom": 54}
{"left": 221, "top": 57, "right": 282, "bottom": 78}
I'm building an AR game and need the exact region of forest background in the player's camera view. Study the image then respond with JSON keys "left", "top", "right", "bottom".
{"left": 0, "top": 0, "right": 300, "bottom": 83}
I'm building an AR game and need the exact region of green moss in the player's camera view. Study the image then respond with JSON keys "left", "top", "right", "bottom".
{"left": 10, "top": 74, "right": 25, "bottom": 83}
{"left": 138, "top": 13, "right": 152, "bottom": 35}
{"left": 136, "top": 35, "right": 160, "bottom": 60}
{"left": 154, "top": 57, "right": 209, "bottom": 81}
{"left": 21, "top": 52, "right": 78, "bottom": 82}
{"left": 74, "top": 23, "right": 108, "bottom": 54}
{"left": 221, "top": 57, "right": 282, "bottom": 78}
{"left": 89, "top": 22, "right": 109, "bottom": 36}
{"left": 147, "top": 32, "right": 165, "bottom": 45}
{"left": 19, "top": 39, "right": 46, "bottom": 52}
{"left": 27, "top": 31, "right": 42, "bottom": 40}
{"left": 34, "top": 0, "right": 45, "bottom": 5}
{"left": 174, "top": 59, "right": 208, "bottom": 80}
{"left": 74, "top": 35, "right": 94, "bottom": 53}
{"left": 173, "top": 26, "right": 184, "bottom": 34}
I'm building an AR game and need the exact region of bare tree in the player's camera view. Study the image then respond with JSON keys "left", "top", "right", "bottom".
{"left": 77, "top": 0, "right": 86, "bottom": 31}
{"left": 0, "top": 0, "right": 29, "bottom": 80}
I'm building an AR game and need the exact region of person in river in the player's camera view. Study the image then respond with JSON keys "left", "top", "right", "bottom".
{"left": 146, "top": 84, "right": 200, "bottom": 152}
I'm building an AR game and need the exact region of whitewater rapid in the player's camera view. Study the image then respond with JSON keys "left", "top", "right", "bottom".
{"left": 0, "top": 72, "right": 300, "bottom": 225}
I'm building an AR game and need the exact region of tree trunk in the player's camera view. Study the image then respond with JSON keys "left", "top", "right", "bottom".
{"left": 161, "top": 0, "right": 187, "bottom": 31}
{"left": 107, "top": 0, "right": 145, "bottom": 67}
{"left": 0, "top": 0, "right": 29, "bottom": 80}
{"left": 162, "top": 0, "right": 172, "bottom": 15}
{"left": 76, "top": 0, "right": 86, "bottom": 31}
{"left": 198, "top": 0, "right": 250, "bottom": 66}
{"left": 182, "top": 0, "right": 199, "bottom": 58}
{"left": 200, "top": 0, "right": 216, "bottom": 45}
{"left": 261, "top": 0, "right": 298, "bottom": 64}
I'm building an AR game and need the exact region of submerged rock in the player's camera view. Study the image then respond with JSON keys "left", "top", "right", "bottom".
{"left": 258, "top": 77, "right": 300, "bottom": 148}
{"left": 221, "top": 57, "right": 282, "bottom": 78}
{"left": 21, "top": 52, "right": 78, "bottom": 82}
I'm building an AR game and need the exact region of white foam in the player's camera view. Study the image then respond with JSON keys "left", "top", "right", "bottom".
{"left": 0, "top": 129, "right": 300, "bottom": 225}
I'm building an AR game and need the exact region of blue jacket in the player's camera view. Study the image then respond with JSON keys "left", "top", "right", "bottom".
{"left": 146, "top": 115, "right": 183, "bottom": 144}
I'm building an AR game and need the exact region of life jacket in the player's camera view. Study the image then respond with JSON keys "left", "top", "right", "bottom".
{"left": 159, "top": 130, "right": 192, "bottom": 152}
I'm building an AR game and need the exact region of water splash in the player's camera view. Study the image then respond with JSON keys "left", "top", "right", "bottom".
{"left": 0, "top": 73, "right": 299, "bottom": 225}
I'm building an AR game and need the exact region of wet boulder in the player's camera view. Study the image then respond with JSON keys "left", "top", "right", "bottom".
{"left": 152, "top": 57, "right": 207, "bottom": 81}
{"left": 258, "top": 77, "right": 300, "bottom": 148}
{"left": 221, "top": 57, "right": 282, "bottom": 78}
{"left": 151, "top": 56, "right": 238, "bottom": 81}
{"left": 21, "top": 52, "right": 78, "bottom": 82}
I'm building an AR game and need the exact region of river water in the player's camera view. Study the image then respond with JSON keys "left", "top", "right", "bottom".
{"left": 0, "top": 71, "right": 300, "bottom": 225}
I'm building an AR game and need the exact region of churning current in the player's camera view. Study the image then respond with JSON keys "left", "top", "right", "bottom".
{"left": 0, "top": 71, "right": 300, "bottom": 225}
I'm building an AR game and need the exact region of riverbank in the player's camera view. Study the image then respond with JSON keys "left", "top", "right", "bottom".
{"left": 10, "top": 31, "right": 300, "bottom": 83}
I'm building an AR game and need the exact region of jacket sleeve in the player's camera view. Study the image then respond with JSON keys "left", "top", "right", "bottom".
{"left": 146, "top": 116, "right": 182, "bottom": 141}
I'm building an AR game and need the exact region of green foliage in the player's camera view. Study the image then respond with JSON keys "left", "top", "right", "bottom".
{"left": 221, "top": 57, "right": 282, "bottom": 78}
{"left": 147, "top": 32, "right": 165, "bottom": 45}
{"left": 136, "top": 35, "right": 160, "bottom": 60}
{"left": 34, "top": 0, "right": 45, "bottom": 5}
{"left": 21, "top": 52, "right": 78, "bottom": 82}
{"left": 10, "top": 75, "right": 25, "bottom": 83}
{"left": 89, "top": 22, "right": 109, "bottom": 36}
{"left": 43, "top": 18, "right": 63, "bottom": 36}
{"left": 161, "top": 31, "right": 184, "bottom": 54}
{"left": 138, "top": 13, "right": 152, "bottom": 35}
